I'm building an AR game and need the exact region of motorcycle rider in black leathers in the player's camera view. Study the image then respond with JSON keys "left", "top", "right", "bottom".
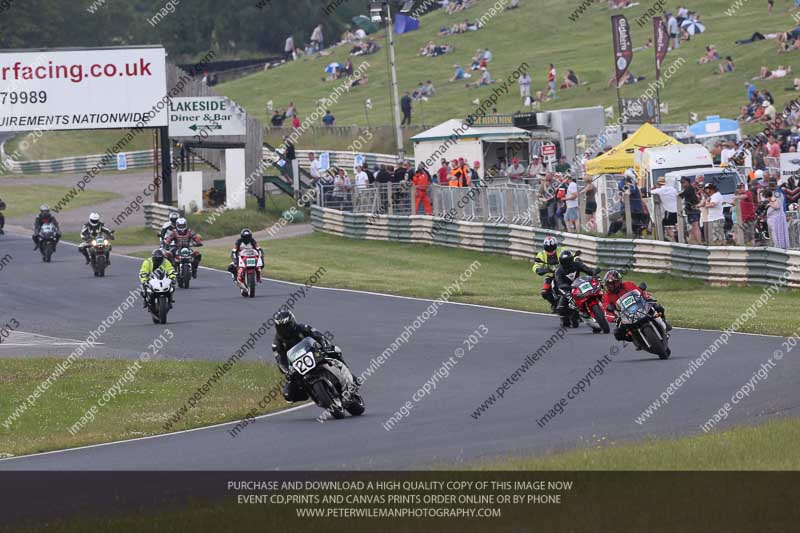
{"left": 554, "top": 250, "right": 600, "bottom": 329}
{"left": 227, "top": 228, "right": 263, "bottom": 277}
{"left": 272, "top": 311, "right": 348, "bottom": 402}
{"left": 32, "top": 204, "right": 61, "bottom": 250}
{"left": 79, "top": 212, "right": 115, "bottom": 264}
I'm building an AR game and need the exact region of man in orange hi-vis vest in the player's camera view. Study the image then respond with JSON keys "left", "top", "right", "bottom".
{"left": 413, "top": 165, "right": 432, "bottom": 215}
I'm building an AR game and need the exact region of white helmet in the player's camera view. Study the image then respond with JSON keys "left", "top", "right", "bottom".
{"left": 89, "top": 212, "right": 101, "bottom": 225}
{"left": 624, "top": 169, "right": 637, "bottom": 181}
{"left": 543, "top": 236, "right": 558, "bottom": 252}
{"left": 755, "top": 169, "right": 764, "bottom": 180}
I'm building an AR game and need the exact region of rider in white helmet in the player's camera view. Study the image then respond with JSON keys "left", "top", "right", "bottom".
{"left": 79, "top": 212, "right": 115, "bottom": 264}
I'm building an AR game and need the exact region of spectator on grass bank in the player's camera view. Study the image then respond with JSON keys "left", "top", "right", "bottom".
{"left": 284, "top": 35, "right": 294, "bottom": 61}
{"left": 310, "top": 24, "right": 324, "bottom": 52}
{"left": 519, "top": 72, "right": 532, "bottom": 103}
{"left": 401, "top": 92, "right": 412, "bottom": 125}
{"left": 322, "top": 110, "right": 335, "bottom": 126}
{"left": 718, "top": 56, "right": 735, "bottom": 74}
{"left": 292, "top": 115, "right": 300, "bottom": 128}
{"left": 449, "top": 64, "right": 465, "bottom": 82}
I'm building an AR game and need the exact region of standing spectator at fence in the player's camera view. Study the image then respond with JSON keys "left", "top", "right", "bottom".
{"left": 376, "top": 164, "right": 391, "bottom": 211}
{"left": 401, "top": 92, "right": 413, "bottom": 125}
{"left": 355, "top": 165, "right": 369, "bottom": 188}
{"left": 679, "top": 177, "right": 702, "bottom": 244}
{"left": 333, "top": 168, "right": 352, "bottom": 210}
{"left": 436, "top": 158, "right": 448, "bottom": 185}
{"left": 651, "top": 176, "right": 678, "bottom": 241}
{"left": 507, "top": 158, "right": 526, "bottom": 181}
{"left": 284, "top": 35, "right": 294, "bottom": 61}
{"left": 701, "top": 183, "right": 725, "bottom": 245}
{"left": 308, "top": 152, "right": 321, "bottom": 186}
{"left": 538, "top": 174, "right": 555, "bottom": 228}
{"left": 527, "top": 154, "right": 545, "bottom": 178}
{"left": 580, "top": 178, "right": 597, "bottom": 232}
{"left": 735, "top": 182, "right": 757, "bottom": 245}
{"left": 564, "top": 175, "right": 580, "bottom": 232}
{"left": 470, "top": 161, "right": 482, "bottom": 187}
{"left": 392, "top": 164, "right": 408, "bottom": 211}
{"left": 413, "top": 164, "right": 433, "bottom": 215}
{"left": 768, "top": 187, "right": 790, "bottom": 249}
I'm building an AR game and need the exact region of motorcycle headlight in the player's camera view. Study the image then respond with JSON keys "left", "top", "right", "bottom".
{"left": 91, "top": 240, "right": 97, "bottom": 246}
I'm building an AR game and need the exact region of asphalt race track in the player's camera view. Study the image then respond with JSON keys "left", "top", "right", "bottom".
{"left": 0, "top": 231, "right": 797, "bottom": 470}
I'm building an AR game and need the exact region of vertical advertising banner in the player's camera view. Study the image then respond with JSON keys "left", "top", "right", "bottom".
{"left": 653, "top": 17, "right": 669, "bottom": 81}
{"left": 611, "top": 15, "right": 633, "bottom": 88}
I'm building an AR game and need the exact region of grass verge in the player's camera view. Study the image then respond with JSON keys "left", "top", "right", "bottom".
{"left": 0, "top": 357, "right": 287, "bottom": 457}
{"left": 0, "top": 185, "right": 119, "bottom": 218}
{"left": 183, "top": 195, "right": 299, "bottom": 240}
{"left": 186, "top": 232, "right": 797, "bottom": 337}
{"left": 468, "top": 418, "right": 800, "bottom": 470}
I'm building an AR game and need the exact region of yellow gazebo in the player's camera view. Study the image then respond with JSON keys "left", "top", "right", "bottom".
{"left": 585, "top": 123, "right": 681, "bottom": 176}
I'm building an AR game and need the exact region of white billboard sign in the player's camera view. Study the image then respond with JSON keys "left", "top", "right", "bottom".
{"left": 168, "top": 96, "right": 246, "bottom": 137}
{"left": 0, "top": 47, "right": 168, "bottom": 132}
{"left": 780, "top": 153, "right": 800, "bottom": 184}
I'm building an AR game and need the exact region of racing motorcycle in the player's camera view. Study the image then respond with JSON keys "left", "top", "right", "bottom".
{"left": 234, "top": 248, "right": 263, "bottom": 298}
{"left": 607, "top": 285, "right": 671, "bottom": 359}
{"left": 144, "top": 269, "right": 173, "bottom": 324}
{"left": 172, "top": 246, "right": 195, "bottom": 289}
{"left": 286, "top": 337, "right": 365, "bottom": 420}
{"left": 37, "top": 223, "right": 58, "bottom": 263}
{"left": 88, "top": 233, "right": 113, "bottom": 277}
{"left": 569, "top": 276, "right": 610, "bottom": 334}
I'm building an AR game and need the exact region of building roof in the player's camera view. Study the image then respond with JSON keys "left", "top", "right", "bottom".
{"left": 410, "top": 119, "right": 531, "bottom": 143}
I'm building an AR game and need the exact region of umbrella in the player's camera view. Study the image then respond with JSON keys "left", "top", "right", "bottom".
{"left": 324, "top": 62, "right": 341, "bottom": 74}
{"left": 680, "top": 19, "right": 706, "bottom": 35}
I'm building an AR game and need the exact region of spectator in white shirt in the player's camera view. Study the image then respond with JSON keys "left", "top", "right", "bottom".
{"left": 308, "top": 152, "right": 321, "bottom": 180}
{"left": 519, "top": 73, "right": 532, "bottom": 103}
{"left": 720, "top": 142, "right": 736, "bottom": 166}
{"left": 701, "top": 183, "right": 725, "bottom": 245}
{"left": 651, "top": 176, "right": 678, "bottom": 241}
{"left": 564, "top": 175, "right": 580, "bottom": 232}
{"left": 355, "top": 165, "right": 369, "bottom": 188}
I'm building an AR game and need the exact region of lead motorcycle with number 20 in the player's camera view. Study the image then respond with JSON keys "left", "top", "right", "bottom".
{"left": 286, "top": 337, "right": 365, "bottom": 420}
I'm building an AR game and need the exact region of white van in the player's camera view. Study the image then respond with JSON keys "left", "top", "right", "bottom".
{"left": 663, "top": 168, "right": 744, "bottom": 205}
{"left": 635, "top": 144, "right": 714, "bottom": 189}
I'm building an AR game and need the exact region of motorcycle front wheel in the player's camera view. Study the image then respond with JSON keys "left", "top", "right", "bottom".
{"left": 591, "top": 303, "right": 610, "bottom": 334}
{"left": 346, "top": 394, "right": 366, "bottom": 416}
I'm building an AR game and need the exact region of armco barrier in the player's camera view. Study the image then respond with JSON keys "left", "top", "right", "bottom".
{"left": 311, "top": 206, "right": 800, "bottom": 288}
{"left": 4, "top": 150, "right": 154, "bottom": 174}
{"left": 144, "top": 203, "right": 174, "bottom": 232}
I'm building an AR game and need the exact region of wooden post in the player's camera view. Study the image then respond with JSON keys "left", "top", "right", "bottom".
{"left": 624, "top": 191, "right": 633, "bottom": 237}
{"left": 734, "top": 196, "right": 744, "bottom": 245}
{"left": 653, "top": 194, "right": 664, "bottom": 241}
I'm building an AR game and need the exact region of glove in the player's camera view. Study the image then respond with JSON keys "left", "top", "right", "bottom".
{"left": 592, "top": 267, "right": 601, "bottom": 276}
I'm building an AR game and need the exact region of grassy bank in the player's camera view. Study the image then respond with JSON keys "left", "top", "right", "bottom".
{"left": 189, "top": 232, "right": 796, "bottom": 336}
{"left": 0, "top": 357, "right": 287, "bottom": 457}
{"left": 469, "top": 418, "right": 800, "bottom": 470}
{"left": 0, "top": 185, "right": 119, "bottom": 218}
{"left": 3, "top": 129, "right": 153, "bottom": 161}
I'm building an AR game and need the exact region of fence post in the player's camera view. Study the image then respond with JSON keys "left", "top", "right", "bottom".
{"left": 432, "top": 184, "right": 441, "bottom": 216}
{"left": 578, "top": 186, "right": 586, "bottom": 233}
{"left": 652, "top": 194, "right": 664, "bottom": 241}
{"left": 411, "top": 183, "right": 417, "bottom": 215}
{"left": 733, "top": 196, "right": 744, "bottom": 245}
{"left": 624, "top": 192, "right": 633, "bottom": 237}
{"left": 387, "top": 182, "right": 394, "bottom": 215}
{"left": 676, "top": 211, "right": 686, "bottom": 244}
